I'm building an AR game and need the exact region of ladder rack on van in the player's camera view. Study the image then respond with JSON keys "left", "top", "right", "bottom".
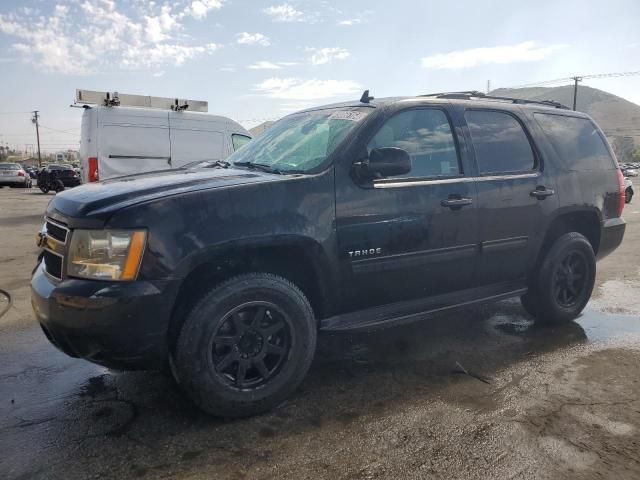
{"left": 75, "top": 89, "right": 208, "bottom": 112}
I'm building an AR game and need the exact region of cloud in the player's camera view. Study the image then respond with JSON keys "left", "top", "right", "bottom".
{"left": 338, "top": 18, "right": 361, "bottom": 26}
{"left": 421, "top": 41, "right": 565, "bottom": 70}
{"left": 236, "top": 32, "right": 271, "bottom": 46}
{"left": 247, "top": 61, "right": 299, "bottom": 70}
{"left": 153, "top": 70, "right": 166, "bottom": 77}
{"left": 0, "top": 1, "right": 222, "bottom": 74}
{"left": 308, "top": 47, "right": 350, "bottom": 65}
{"left": 254, "top": 77, "right": 361, "bottom": 100}
{"left": 263, "top": 3, "right": 305, "bottom": 22}
{"left": 184, "top": 0, "right": 224, "bottom": 19}
{"left": 248, "top": 61, "right": 281, "bottom": 70}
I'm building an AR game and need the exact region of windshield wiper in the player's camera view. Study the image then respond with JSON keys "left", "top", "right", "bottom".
{"left": 233, "top": 161, "right": 283, "bottom": 174}
{"left": 210, "top": 160, "right": 230, "bottom": 168}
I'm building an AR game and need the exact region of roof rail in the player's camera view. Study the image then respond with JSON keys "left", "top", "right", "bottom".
{"left": 421, "top": 91, "right": 569, "bottom": 109}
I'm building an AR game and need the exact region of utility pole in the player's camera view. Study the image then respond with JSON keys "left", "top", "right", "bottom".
{"left": 572, "top": 76, "right": 582, "bottom": 111}
{"left": 31, "top": 110, "right": 42, "bottom": 167}
{"left": 487, "top": 79, "right": 491, "bottom": 94}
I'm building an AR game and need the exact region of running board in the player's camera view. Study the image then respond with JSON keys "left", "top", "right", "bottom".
{"left": 320, "top": 282, "right": 527, "bottom": 332}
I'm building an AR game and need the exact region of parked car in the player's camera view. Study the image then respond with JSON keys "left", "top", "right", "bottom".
{"left": 36, "top": 164, "right": 81, "bottom": 193}
{"left": 79, "top": 105, "right": 251, "bottom": 183}
{"left": 0, "top": 162, "right": 32, "bottom": 188}
{"left": 25, "top": 167, "right": 39, "bottom": 179}
{"left": 32, "top": 91, "right": 626, "bottom": 417}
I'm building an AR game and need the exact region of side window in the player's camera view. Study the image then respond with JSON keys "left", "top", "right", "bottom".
{"left": 465, "top": 110, "right": 536, "bottom": 174}
{"left": 367, "top": 109, "right": 460, "bottom": 178}
{"left": 232, "top": 134, "right": 251, "bottom": 151}
{"left": 534, "top": 113, "right": 615, "bottom": 170}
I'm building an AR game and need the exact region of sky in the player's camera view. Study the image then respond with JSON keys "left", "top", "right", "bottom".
{"left": 0, "top": 0, "right": 639, "bottom": 153}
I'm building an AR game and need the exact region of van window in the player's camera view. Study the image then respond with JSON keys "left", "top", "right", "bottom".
{"left": 367, "top": 109, "right": 460, "bottom": 178}
{"left": 232, "top": 134, "right": 251, "bottom": 151}
{"left": 534, "top": 113, "right": 615, "bottom": 170}
{"left": 465, "top": 110, "right": 536, "bottom": 174}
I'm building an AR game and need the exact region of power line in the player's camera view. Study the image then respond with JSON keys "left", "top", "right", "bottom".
{"left": 0, "top": 111, "right": 32, "bottom": 115}
{"left": 39, "top": 124, "right": 80, "bottom": 136}
{"left": 503, "top": 70, "right": 640, "bottom": 90}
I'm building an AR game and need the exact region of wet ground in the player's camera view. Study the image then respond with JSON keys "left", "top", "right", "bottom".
{"left": 1, "top": 189, "right": 640, "bottom": 479}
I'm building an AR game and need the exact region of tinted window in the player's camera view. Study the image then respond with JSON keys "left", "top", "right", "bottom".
{"left": 368, "top": 109, "right": 460, "bottom": 178}
{"left": 534, "top": 113, "right": 614, "bottom": 170}
{"left": 465, "top": 110, "right": 535, "bottom": 174}
{"left": 0, "top": 163, "right": 19, "bottom": 170}
{"left": 232, "top": 134, "right": 251, "bottom": 151}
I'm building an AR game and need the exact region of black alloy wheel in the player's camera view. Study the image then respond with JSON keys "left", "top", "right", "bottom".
{"left": 174, "top": 273, "right": 316, "bottom": 417}
{"left": 520, "top": 232, "right": 596, "bottom": 324}
{"left": 210, "top": 302, "right": 292, "bottom": 390}
{"left": 552, "top": 250, "right": 588, "bottom": 308}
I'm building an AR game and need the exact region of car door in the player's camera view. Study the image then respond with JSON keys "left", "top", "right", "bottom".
{"left": 461, "top": 108, "right": 559, "bottom": 287}
{"left": 335, "top": 106, "right": 479, "bottom": 311}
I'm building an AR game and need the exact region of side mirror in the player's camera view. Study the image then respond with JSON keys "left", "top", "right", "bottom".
{"left": 362, "top": 147, "right": 411, "bottom": 178}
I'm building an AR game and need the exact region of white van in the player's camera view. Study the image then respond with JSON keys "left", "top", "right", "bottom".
{"left": 79, "top": 105, "right": 251, "bottom": 182}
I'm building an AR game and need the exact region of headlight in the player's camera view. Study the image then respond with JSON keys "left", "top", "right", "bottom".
{"left": 67, "top": 229, "right": 146, "bottom": 281}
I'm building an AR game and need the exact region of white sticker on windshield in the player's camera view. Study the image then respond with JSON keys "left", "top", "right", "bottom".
{"left": 329, "top": 110, "right": 368, "bottom": 122}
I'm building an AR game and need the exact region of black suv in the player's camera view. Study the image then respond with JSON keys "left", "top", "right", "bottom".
{"left": 32, "top": 91, "right": 626, "bottom": 417}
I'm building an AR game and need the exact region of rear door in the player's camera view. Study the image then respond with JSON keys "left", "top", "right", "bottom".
{"left": 462, "top": 108, "right": 559, "bottom": 286}
{"left": 335, "top": 106, "right": 479, "bottom": 310}
{"left": 98, "top": 108, "right": 171, "bottom": 179}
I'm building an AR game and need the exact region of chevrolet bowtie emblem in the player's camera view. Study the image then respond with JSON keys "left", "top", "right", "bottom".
{"left": 36, "top": 231, "right": 46, "bottom": 248}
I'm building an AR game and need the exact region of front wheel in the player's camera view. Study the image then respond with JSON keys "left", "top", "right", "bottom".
{"left": 521, "top": 232, "right": 596, "bottom": 324}
{"left": 626, "top": 187, "right": 633, "bottom": 204}
{"left": 39, "top": 184, "right": 50, "bottom": 194}
{"left": 174, "top": 273, "right": 317, "bottom": 417}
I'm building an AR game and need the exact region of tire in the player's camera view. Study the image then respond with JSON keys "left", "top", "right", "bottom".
{"left": 53, "top": 180, "right": 65, "bottom": 193}
{"left": 626, "top": 187, "right": 633, "bottom": 204}
{"left": 521, "top": 232, "right": 596, "bottom": 324}
{"left": 174, "top": 273, "right": 317, "bottom": 417}
{"left": 39, "top": 184, "right": 50, "bottom": 194}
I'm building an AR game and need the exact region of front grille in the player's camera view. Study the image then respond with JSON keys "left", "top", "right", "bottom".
{"left": 43, "top": 250, "right": 63, "bottom": 280}
{"left": 43, "top": 218, "right": 69, "bottom": 280}
{"left": 45, "top": 221, "right": 67, "bottom": 243}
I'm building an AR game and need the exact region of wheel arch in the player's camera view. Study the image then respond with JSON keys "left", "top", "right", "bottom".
{"left": 536, "top": 207, "right": 602, "bottom": 266}
{"left": 167, "top": 236, "right": 335, "bottom": 352}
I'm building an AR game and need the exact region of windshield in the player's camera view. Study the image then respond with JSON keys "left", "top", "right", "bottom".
{"left": 229, "top": 107, "right": 372, "bottom": 173}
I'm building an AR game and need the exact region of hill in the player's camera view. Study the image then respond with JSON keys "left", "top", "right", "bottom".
{"left": 491, "top": 85, "right": 640, "bottom": 162}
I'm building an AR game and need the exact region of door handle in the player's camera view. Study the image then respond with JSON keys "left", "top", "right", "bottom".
{"left": 441, "top": 197, "right": 473, "bottom": 209}
{"left": 530, "top": 187, "right": 555, "bottom": 199}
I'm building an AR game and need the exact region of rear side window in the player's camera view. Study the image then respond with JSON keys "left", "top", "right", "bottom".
{"left": 465, "top": 110, "right": 536, "bottom": 174}
{"left": 367, "top": 109, "right": 460, "bottom": 178}
{"left": 232, "top": 134, "right": 251, "bottom": 151}
{"left": 534, "top": 113, "right": 615, "bottom": 170}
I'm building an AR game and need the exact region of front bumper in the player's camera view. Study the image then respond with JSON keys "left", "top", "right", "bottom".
{"left": 31, "top": 262, "right": 179, "bottom": 370}
{"left": 597, "top": 217, "right": 626, "bottom": 260}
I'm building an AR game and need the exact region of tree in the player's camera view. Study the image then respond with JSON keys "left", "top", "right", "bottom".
{"left": 611, "top": 137, "right": 635, "bottom": 163}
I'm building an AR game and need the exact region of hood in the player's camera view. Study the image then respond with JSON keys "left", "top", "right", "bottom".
{"left": 47, "top": 167, "right": 278, "bottom": 220}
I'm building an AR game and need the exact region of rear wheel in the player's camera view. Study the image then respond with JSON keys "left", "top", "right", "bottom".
{"left": 626, "top": 187, "right": 633, "bottom": 204}
{"left": 174, "top": 273, "right": 316, "bottom": 417}
{"left": 53, "top": 180, "right": 65, "bottom": 193}
{"left": 39, "top": 184, "right": 50, "bottom": 194}
{"left": 521, "top": 232, "right": 596, "bottom": 324}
